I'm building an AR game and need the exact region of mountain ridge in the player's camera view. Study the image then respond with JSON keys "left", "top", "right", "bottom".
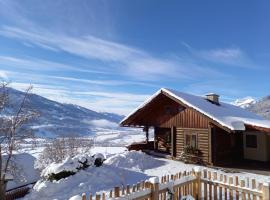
{"left": 3, "top": 88, "right": 125, "bottom": 137}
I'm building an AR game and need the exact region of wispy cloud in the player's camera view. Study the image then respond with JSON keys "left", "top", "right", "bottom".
{"left": 0, "top": 55, "right": 107, "bottom": 74}
{"left": 0, "top": 26, "right": 228, "bottom": 81}
{"left": 182, "top": 44, "right": 257, "bottom": 69}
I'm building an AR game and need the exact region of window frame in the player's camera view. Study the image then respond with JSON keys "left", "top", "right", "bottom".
{"left": 185, "top": 132, "right": 198, "bottom": 148}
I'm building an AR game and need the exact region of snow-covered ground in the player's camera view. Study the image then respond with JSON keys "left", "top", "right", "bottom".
{"left": 21, "top": 150, "right": 270, "bottom": 200}
{"left": 7, "top": 127, "right": 269, "bottom": 200}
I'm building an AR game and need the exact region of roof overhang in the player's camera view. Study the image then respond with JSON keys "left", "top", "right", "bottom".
{"left": 120, "top": 88, "right": 270, "bottom": 134}
{"left": 120, "top": 88, "right": 233, "bottom": 132}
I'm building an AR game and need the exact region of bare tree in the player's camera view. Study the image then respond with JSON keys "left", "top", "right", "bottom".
{"left": 36, "top": 137, "right": 93, "bottom": 171}
{"left": 0, "top": 83, "right": 37, "bottom": 200}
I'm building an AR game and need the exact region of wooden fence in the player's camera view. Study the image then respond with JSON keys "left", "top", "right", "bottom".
{"left": 81, "top": 167, "right": 270, "bottom": 200}
{"left": 6, "top": 186, "right": 30, "bottom": 200}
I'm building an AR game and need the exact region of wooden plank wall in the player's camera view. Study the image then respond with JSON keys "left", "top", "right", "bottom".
{"left": 175, "top": 128, "right": 210, "bottom": 164}
{"left": 160, "top": 107, "right": 210, "bottom": 129}
{"left": 175, "top": 128, "right": 185, "bottom": 156}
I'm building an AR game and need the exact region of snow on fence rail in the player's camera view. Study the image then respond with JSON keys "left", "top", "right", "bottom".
{"left": 81, "top": 168, "right": 270, "bottom": 200}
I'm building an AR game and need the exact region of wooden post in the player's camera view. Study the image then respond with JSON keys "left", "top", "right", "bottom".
{"left": 194, "top": 167, "right": 202, "bottom": 200}
{"left": 263, "top": 181, "right": 270, "bottom": 200}
{"left": 82, "top": 193, "right": 86, "bottom": 200}
{"left": 241, "top": 180, "right": 246, "bottom": 200}
{"left": 95, "top": 193, "right": 101, "bottom": 200}
{"left": 144, "top": 126, "right": 149, "bottom": 143}
{"left": 171, "top": 126, "right": 175, "bottom": 157}
{"left": 126, "top": 185, "right": 130, "bottom": 194}
{"left": 229, "top": 177, "right": 233, "bottom": 200}
{"left": 203, "top": 169, "right": 207, "bottom": 200}
{"left": 208, "top": 171, "right": 212, "bottom": 200}
{"left": 235, "top": 176, "right": 239, "bottom": 200}
{"left": 213, "top": 172, "right": 217, "bottom": 200}
{"left": 219, "top": 174, "right": 223, "bottom": 200}
{"left": 149, "top": 177, "right": 159, "bottom": 200}
{"left": 114, "top": 187, "right": 120, "bottom": 198}
{"left": 89, "top": 193, "right": 92, "bottom": 200}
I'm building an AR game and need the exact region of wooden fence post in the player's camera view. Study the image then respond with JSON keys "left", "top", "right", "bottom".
{"left": 114, "top": 187, "right": 120, "bottom": 198}
{"left": 149, "top": 177, "right": 159, "bottom": 200}
{"left": 263, "top": 181, "right": 270, "bottom": 200}
{"left": 194, "top": 167, "right": 202, "bottom": 200}
{"left": 82, "top": 193, "right": 86, "bottom": 200}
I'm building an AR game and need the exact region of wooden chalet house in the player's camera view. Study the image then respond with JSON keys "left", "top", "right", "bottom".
{"left": 120, "top": 88, "right": 270, "bottom": 165}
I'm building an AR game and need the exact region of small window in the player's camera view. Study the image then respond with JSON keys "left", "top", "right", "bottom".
{"left": 178, "top": 106, "right": 185, "bottom": 112}
{"left": 167, "top": 134, "right": 171, "bottom": 143}
{"left": 185, "top": 133, "right": 197, "bottom": 148}
{"left": 246, "top": 135, "right": 257, "bottom": 148}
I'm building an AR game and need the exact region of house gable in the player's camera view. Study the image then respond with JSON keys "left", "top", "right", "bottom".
{"left": 121, "top": 90, "right": 231, "bottom": 132}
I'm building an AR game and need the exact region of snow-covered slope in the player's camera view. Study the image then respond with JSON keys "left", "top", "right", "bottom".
{"left": 3, "top": 88, "right": 124, "bottom": 137}
{"left": 233, "top": 97, "right": 257, "bottom": 108}
{"left": 247, "top": 96, "right": 270, "bottom": 120}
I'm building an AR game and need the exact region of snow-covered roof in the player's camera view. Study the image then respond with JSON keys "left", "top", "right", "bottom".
{"left": 121, "top": 88, "right": 270, "bottom": 131}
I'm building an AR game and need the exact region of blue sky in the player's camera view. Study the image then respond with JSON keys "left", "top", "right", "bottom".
{"left": 0, "top": 0, "right": 269, "bottom": 115}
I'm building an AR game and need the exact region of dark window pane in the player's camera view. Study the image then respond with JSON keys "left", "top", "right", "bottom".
{"left": 246, "top": 135, "right": 257, "bottom": 148}
{"left": 192, "top": 135, "right": 197, "bottom": 148}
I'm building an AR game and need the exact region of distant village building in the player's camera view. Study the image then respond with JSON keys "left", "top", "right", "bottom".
{"left": 120, "top": 88, "right": 270, "bottom": 165}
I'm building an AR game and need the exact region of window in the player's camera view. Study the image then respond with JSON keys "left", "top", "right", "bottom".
{"left": 185, "top": 133, "right": 197, "bottom": 148}
{"left": 246, "top": 134, "right": 257, "bottom": 148}
{"left": 166, "top": 133, "right": 171, "bottom": 143}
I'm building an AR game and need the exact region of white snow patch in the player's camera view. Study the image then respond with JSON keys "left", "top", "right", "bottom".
{"left": 105, "top": 151, "right": 165, "bottom": 171}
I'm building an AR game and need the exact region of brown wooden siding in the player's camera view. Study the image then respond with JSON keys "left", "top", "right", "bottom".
{"left": 159, "top": 107, "right": 210, "bottom": 129}
{"left": 122, "top": 93, "right": 212, "bottom": 129}
{"left": 175, "top": 128, "right": 184, "bottom": 156}
{"left": 175, "top": 128, "right": 210, "bottom": 164}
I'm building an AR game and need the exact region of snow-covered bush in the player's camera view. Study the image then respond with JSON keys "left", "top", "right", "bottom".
{"left": 35, "top": 137, "right": 93, "bottom": 171}
{"left": 42, "top": 155, "right": 95, "bottom": 181}
{"left": 94, "top": 153, "right": 105, "bottom": 167}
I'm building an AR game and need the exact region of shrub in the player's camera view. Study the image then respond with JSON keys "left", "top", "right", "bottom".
{"left": 47, "top": 171, "right": 76, "bottom": 181}
{"left": 94, "top": 158, "right": 103, "bottom": 167}
{"left": 41, "top": 155, "right": 95, "bottom": 181}
{"left": 178, "top": 146, "right": 204, "bottom": 165}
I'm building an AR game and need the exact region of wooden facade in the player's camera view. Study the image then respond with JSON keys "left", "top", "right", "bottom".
{"left": 121, "top": 90, "right": 270, "bottom": 165}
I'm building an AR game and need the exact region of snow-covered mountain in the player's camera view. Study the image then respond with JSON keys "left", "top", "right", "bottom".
{"left": 3, "top": 88, "right": 125, "bottom": 137}
{"left": 233, "top": 97, "right": 257, "bottom": 108}
{"left": 247, "top": 96, "right": 270, "bottom": 120}
{"left": 233, "top": 95, "right": 270, "bottom": 120}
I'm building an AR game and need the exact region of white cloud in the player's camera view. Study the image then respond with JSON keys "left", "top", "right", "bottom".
{"left": 0, "top": 55, "right": 106, "bottom": 74}
{"left": 88, "top": 119, "right": 118, "bottom": 128}
{"left": 0, "top": 70, "right": 8, "bottom": 80}
{"left": 0, "top": 26, "right": 227, "bottom": 81}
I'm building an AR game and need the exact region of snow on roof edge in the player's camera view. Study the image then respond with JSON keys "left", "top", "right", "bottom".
{"left": 162, "top": 88, "right": 237, "bottom": 131}
{"left": 120, "top": 88, "right": 270, "bottom": 131}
